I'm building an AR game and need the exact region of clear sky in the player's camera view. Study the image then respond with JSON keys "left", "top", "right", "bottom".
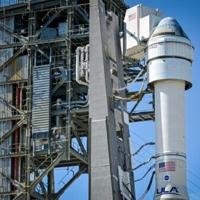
{"left": 59, "top": 0, "right": 200, "bottom": 199}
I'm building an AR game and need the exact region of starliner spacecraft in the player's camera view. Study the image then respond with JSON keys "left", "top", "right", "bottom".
{"left": 125, "top": 5, "right": 194, "bottom": 200}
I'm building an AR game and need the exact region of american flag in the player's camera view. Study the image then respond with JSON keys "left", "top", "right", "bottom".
{"left": 159, "top": 161, "right": 176, "bottom": 172}
{"left": 128, "top": 13, "right": 136, "bottom": 21}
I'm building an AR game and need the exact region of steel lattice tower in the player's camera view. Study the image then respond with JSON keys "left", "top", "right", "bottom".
{"left": 0, "top": 0, "right": 154, "bottom": 199}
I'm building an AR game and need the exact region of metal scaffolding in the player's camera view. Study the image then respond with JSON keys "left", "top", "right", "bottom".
{"left": 0, "top": 0, "right": 154, "bottom": 199}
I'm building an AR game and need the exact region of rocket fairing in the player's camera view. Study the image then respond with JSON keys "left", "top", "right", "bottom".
{"left": 147, "top": 17, "right": 194, "bottom": 200}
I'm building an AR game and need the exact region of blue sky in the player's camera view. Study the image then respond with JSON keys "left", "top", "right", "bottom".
{"left": 59, "top": 0, "right": 200, "bottom": 199}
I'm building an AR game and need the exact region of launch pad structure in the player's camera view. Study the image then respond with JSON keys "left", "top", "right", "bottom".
{"left": 0, "top": 0, "right": 158, "bottom": 200}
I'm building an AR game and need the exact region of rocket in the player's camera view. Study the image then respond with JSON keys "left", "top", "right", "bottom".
{"left": 147, "top": 17, "right": 194, "bottom": 199}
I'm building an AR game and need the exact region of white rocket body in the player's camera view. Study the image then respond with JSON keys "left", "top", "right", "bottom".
{"left": 147, "top": 18, "right": 194, "bottom": 200}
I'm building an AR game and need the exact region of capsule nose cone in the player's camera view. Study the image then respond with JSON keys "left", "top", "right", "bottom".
{"left": 151, "top": 17, "right": 189, "bottom": 39}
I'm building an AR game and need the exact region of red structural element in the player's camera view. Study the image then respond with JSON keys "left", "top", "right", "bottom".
{"left": 16, "top": 86, "right": 20, "bottom": 107}
{"left": 13, "top": 86, "right": 21, "bottom": 181}
{"left": 13, "top": 128, "right": 19, "bottom": 180}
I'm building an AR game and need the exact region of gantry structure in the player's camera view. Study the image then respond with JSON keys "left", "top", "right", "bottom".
{"left": 0, "top": 0, "right": 154, "bottom": 199}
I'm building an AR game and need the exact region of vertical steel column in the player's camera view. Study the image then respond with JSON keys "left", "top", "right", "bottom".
{"left": 48, "top": 170, "right": 55, "bottom": 195}
{"left": 65, "top": 0, "right": 72, "bottom": 161}
{"left": 107, "top": 12, "right": 135, "bottom": 196}
{"left": 26, "top": 12, "right": 36, "bottom": 200}
{"left": 89, "top": 1, "right": 123, "bottom": 199}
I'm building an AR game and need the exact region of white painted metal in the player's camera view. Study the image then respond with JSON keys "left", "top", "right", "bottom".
{"left": 154, "top": 80, "right": 188, "bottom": 199}
{"left": 124, "top": 4, "right": 162, "bottom": 59}
{"left": 148, "top": 36, "right": 193, "bottom": 89}
{"left": 75, "top": 45, "right": 89, "bottom": 86}
{"left": 147, "top": 17, "right": 193, "bottom": 200}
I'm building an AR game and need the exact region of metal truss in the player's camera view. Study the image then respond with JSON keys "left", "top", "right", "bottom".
{"left": 0, "top": 1, "right": 90, "bottom": 199}
{"left": 0, "top": 0, "right": 155, "bottom": 199}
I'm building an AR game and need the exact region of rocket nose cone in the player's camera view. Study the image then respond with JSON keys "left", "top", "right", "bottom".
{"left": 151, "top": 17, "right": 189, "bottom": 39}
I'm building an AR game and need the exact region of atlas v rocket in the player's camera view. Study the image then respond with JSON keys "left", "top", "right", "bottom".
{"left": 147, "top": 17, "right": 194, "bottom": 200}
{"left": 125, "top": 5, "right": 194, "bottom": 200}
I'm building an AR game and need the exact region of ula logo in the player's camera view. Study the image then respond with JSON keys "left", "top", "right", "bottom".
{"left": 157, "top": 186, "right": 179, "bottom": 195}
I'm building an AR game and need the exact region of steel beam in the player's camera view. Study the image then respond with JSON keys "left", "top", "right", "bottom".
{"left": 0, "top": 118, "right": 25, "bottom": 145}
{"left": 89, "top": 1, "right": 128, "bottom": 199}
{"left": 129, "top": 111, "right": 155, "bottom": 122}
{"left": 54, "top": 166, "right": 87, "bottom": 200}
{"left": 30, "top": 151, "right": 64, "bottom": 191}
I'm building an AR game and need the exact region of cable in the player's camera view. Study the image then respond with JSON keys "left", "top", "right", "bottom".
{"left": 188, "top": 186, "right": 200, "bottom": 200}
{"left": 119, "top": 141, "right": 154, "bottom": 158}
{"left": 130, "top": 131, "right": 151, "bottom": 145}
{"left": 115, "top": 68, "right": 145, "bottom": 92}
{"left": 135, "top": 164, "right": 155, "bottom": 183}
{"left": 113, "top": 91, "right": 144, "bottom": 101}
{"left": 138, "top": 171, "right": 155, "bottom": 200}
{"left": 122, "top": 182, "right": 136, "bottom": 200}
{"left": 188, "top": 169, "right": 200, "bottom": 182}
{"left": 188, "top": 179, "right": 200, "bottom": 192}
{"left": 131, "top": 142, "right": 155, "bottom": 156}
{"left": 131, "top": 156, "right": 156, "bottom": 171}
{"left": 132, "top": 139, "right": 154, "bottom": 158}
{"left": 130, "top": 131, "right": 156, "bottom": 159}
{"left": 113, "top": 88, "right": 146, "bottom": 101}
